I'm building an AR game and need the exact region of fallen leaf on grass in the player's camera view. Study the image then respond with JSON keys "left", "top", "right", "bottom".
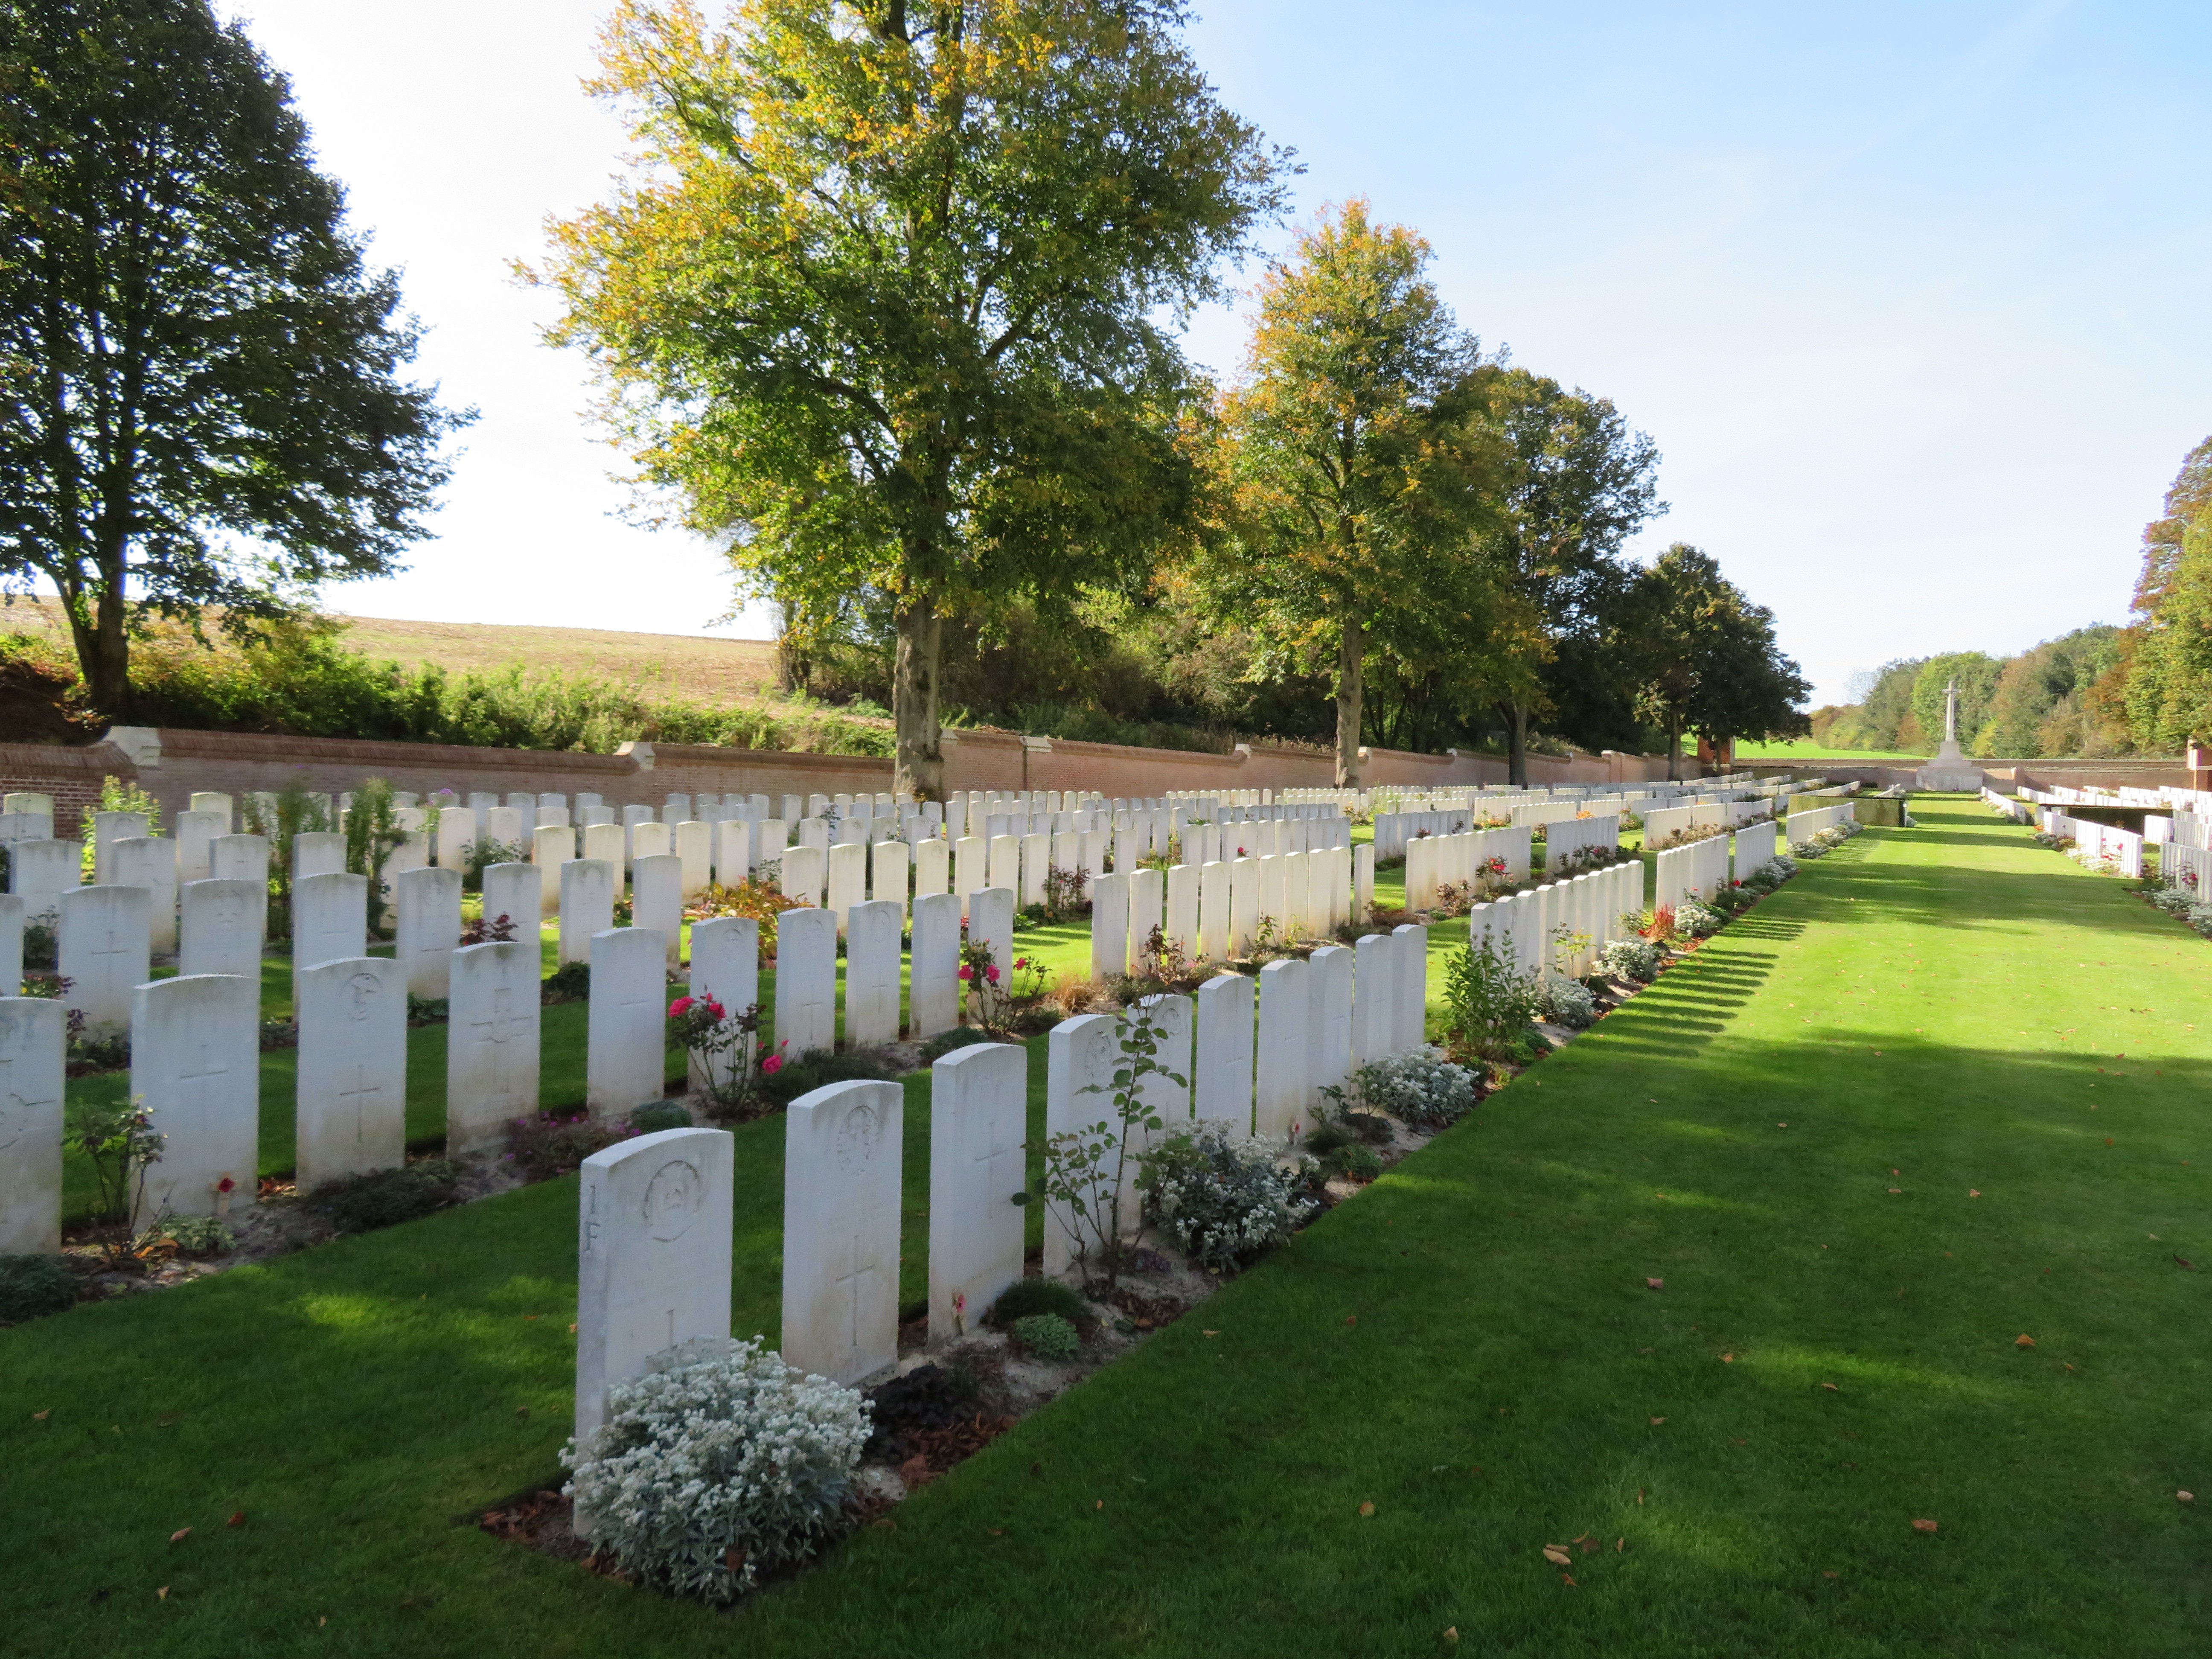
{"left": 1443, "top": 1629, "right": 1458, "bottom": 1642}
{"left": 1969, "top": 1190, "right": 1981, "bottom": 1198}
{"left": 169, "top": 1528, "right": 190, "bottom": 1544}
{"left": 568, "top": 1324, "right": 576, "bottom": 1334}
{"left": 2015, "top": 1334, "right": 2036, "bottom": 1348}
{"left": 156, "top": 1587, "right": 169, "bottom": 1601}
{"left": 1720, "top": 1353, "right": 1735, "bottom": 1363}
{"left": 32, "top": 1411, "right": 49, "bottom": 1421}
{"left": 1820, "top": 1382, "right": 1839, "bottom": 1392}
{"left": 1650, "top": 1416, "right": 1667, "bottom": 1425}
{"left": 1560, "top": 1573, "right": 1578, "bottom": 1587}
{"left": 1646, "top": 1278, "right": 1664, "bottom": 1290}
{"left": 1358, "top": 1502, "right": 1375, "bottom": 1517}
{"left": 1912, "top": 1518, "right": 1938, "bottom": 1533}
{"left": 1543, "top": 1545, "right": 1572, "bottom": 1566}
{"left": 2179, "top": 1491, "right": 2195, "bottom": 1504}
{"left": 1344, "top": 1315, "right": 1357, "bottom": 1327}
{"left": 227, "top": 1511, "right": 244, "bottom": 1527}
{"left": 1889, "top": 1187, "right": 1902, "bottom": 1194}
{"left": 1823, "top": 1570, "right": 1839, "bottom": 1580}
{"left": 1094, "top": 1500, "right": 1103, "bottom": 1511}
{"left": 1637, "top": 1489, "right": 1646, "bottom": 1505}
{"left": 987, "top": 1528, "right": 1005, "bottom": 1537}
{"left": 1616, "top": 1537, "right": 1626, "bottom": 1552}
{"left": 2176, "top": 1257, "right": 2196, "bottom": 1270}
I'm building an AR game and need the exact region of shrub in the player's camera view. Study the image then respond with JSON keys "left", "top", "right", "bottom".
{"left": 561, "top": 1339, "right": 869, "bottom": 1603}
{"left": 1537, "top": 976, "right": 1596, "bottom": 1029}
{"left": 541, "top": 960, "right": 591, "bottom": 1004}
{"left": 862, "top": 1363, "right": 977, "bottom": 1462}
{"left": 1598, "top": 938, "right": 1663, "bottom": 982}
{"left": 755, "top": 1047, "right": 896, "bottom": 1109}
{"left": 505, "top": 1112, "right": 633, "bottom": 1178}
{"left": 306, "top": 1160, "right": 464, "bottom": 1233}
{"left": 1138, "top": 1121, "right": 1313, "bottom": 1272}
{"left": 631, "top": 1103, "right": 693, "bottom": 1134}
{"left": 1354, "top": 1046, "right": 1479, "bottom": 1129}
{"left": 21, "top": 917, "right": 56, "bottom": 970}
{"left": 987, "top": 1277, "right": 1091, "bottom": 1329}
{"left": 1010, "top": 1312, "right": 1081, "bottom": 1360}
{"left": 920, "top": 1025, "right": 995, "bottom": 1062}
{"left": 2152, "top": 886, "right": 2195, "bottom": 916}
{"left": 160, "top": 1216, "right": 234, "bottom": 1257}
{"left": 1675, "top": 899, "right": 1723, "bottom": 937}
{"left": 0, "top": 1254, "right": 75, "bottom": 1322}
{"left": 1317, "top": 1142, "right": 1382, "bottom": 1183}
{"left": 1440, "top": 939, "right": 1542, "bottom": 1064}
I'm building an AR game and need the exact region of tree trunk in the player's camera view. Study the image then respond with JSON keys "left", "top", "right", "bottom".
{"left": 67, "top": 571, "right": 132, "bottom": 720}
{"left": 892, "top": 593, "right": 944, "bottom": 800}
{"left": 1665, "top": 712, "right": 1682, "bottom": 782}
{"left": 1505, "top": 701, "right": 1530, "bottom": 788}
{"left": 1335, "top": 615, "right": 1363, "bottom": 788}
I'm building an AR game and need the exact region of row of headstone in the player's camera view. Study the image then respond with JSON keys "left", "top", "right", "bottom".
{"left": 1468, "top": 860, "right": 1645, "bottom": 980}
{"left": 573, "top": 924, "right": 1434, "bottom": 1491}
{"left": 1402, "top": 826, "right": 1538, "bottom": 911}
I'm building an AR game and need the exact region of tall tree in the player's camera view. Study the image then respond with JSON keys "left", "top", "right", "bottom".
{"left": 1210, "top": 199, "right": 1504, "bottom": 786}
{"left": 0, "top": 0, "right": 465, "bottom": 716}
{"left": 1629, "top": 543, "right": 1808, "bottom": 777}
{"left": 2118, "top": 436, "right": 2212, "bottom": 753}
{"left": 536, "top": 0, "right": 1284, "bottom": 798}
{"left": 1476, "top": 367, "right": 1662, "bottom": 784}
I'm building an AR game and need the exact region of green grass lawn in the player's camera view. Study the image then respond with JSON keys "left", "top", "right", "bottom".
{"left": 11, "top": 798, "right": 2206, "bottom": 1655}
{"left": 1732, "top": 739, "right": 1921, "bottom": 761}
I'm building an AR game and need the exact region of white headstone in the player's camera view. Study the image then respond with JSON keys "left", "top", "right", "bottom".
{"left": 392, "top": 865, "right": 462, "bottom": 999}
{"left": 712, "top": 818, "right": 752, "bottom": 889}
{"left": 966, "top": 886, "right": 1014, "bottom": 1027}
{"left": 179, "top": 879, "right": 262, "bottom": 978}
{"left": 1352, "top": 933, "right": 1394, "bottom": 1065}
{"left": 0, "top": 894, "right": 19, "bottom": 996}
{"left": 1090, "top": 871, "right": 1129, "bottom": 981}
{"left": 870, "top": 838, "right": 909, "bottom": 922}
{"left": 928, "top": 1040, "right": 1027, "bottom": 1343}
{"left": 9, "top": 838, "right": 79, "bottom": 914}
{"left": 582, "top": 820, "right": 627, "bottom": 885}
{"left": 175, "top": 809, "right": 227, "bottom": 885}
{"left": 632, "top": 853, "right": 685, "bottom": 966}
{"left": 210, "top": 833, "right": 270, "bottom": 891}
{"left": 588, "top": 927, "right": 667, "bottom": 1118}
{"left": 1254, "top": 957, "right": 1308, "bottom": 1145}
{"left": 293, "top": 831, "right": 346, "bottom": 880}
{"left": 294, "top": 956, "right": 407, "bottom": 1193}
{"left": 574, "top": 1127, "right": 735, "bottom": 1480}
{"left": 0, "top": 997, "right": 66, "bottom": 1253}
{"left": 844, "top": 899, "right": 903, "bottom": 1049}
{"left": 632, "top": 821, "right": 672, "bottom": 862}
{"left": 781, "top": 1079, "right": 902, "bottom": 1384}
{"left": 483, "top": 860, "right": 543, "bottom": 943}
{"left": 447, "top": 940, "right": 542, "bottom": 1154}
{"left": 908, "top": 891, "right": 961, "bottom": 1042}
{"left": 772, "top": 905, "right": 838, "bottom": 1060}
{"left": 1127, "top": 867, "right": 1164, "bottom": 972}
{"left": 559, "top": 858, "right": 617, "bottom": 966}
{"left": 780, "top": 843, "right": 826, "bottom": 907}
{"left": 482, "top": 806, "right": 525, "bottom": 856}
{"left": 913, "top": 837, "right": 950, "bottom": 902}
{"left": 131, "top": 973, "right": 259, "bottom": 1229}
{"left": 108, "top": 835, "right": 177, "bottom": 953}
{"left": 825, "top": 841, "right": 867, "bottom": 935}
{"left": 1394, "top": 923, "right": 1429, "bottom": 1052}
{"left": 686, "top": 917, "right": 759, "bottom": 1094}
{"left": 1044, "top": 1012, "right": 1120, "bottom": 1277}
{"left": 673, "top": 821, "right": 712, "bottom": 899}
{"left": 291, "top": 871, "right": 367, "bottom": 1009}
{"left": 1165, "top": 862, "right": 1200, "bottom": 960}
{"left": 60, "top": 884, "right": 150, "bottom": 1036}
{"left": 532, "top": 825, "right": 574, "bottom": 921}
{"left": 92, "top": 811, "right": 147, "bottom": 884}
{"left": 1306, "top": 943, "right": 1354, "bottom": 1118}
{"left": 1194, "top": 971, "right": 1254, "bottom": 1132}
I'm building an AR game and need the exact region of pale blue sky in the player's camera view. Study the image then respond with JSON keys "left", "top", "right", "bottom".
{"left": 215, "top": 0, "right": 2211, "bottom": 706}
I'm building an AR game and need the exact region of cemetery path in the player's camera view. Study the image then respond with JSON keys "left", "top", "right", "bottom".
{"left": 8, "top": 797, "right": 2210, "bottom": 1656}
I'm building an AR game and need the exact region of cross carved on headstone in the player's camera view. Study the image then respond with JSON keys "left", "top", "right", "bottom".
{"left": 471, "top": 984, "right": 523, "bottom": 1096}
{"left": 835, "top": 1232, "right": 876, "bottom": 1347}
{"left": 178, "top": 1038, "right": 230, "bottom": 1112}
{"left": 338, "top": 1061, "right": 380, "bottom": 1141}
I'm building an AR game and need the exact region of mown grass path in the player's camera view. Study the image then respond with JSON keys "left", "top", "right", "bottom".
{"left": 6, "top": 797, "right": 2208, "bottom": 1656}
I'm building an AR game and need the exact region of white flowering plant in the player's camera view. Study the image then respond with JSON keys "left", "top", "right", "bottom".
{"left": 1353, "top": 1045, "right": 1479, "bottom": 1130}
{"left": 1138, "top": 1120, "right": 1314, "bottom": 1273}
{"left": 561, "top": 1339, "right": 869, "bottom": 1603}
{"left": 1598, "top": 937, "right": 1663, "bottom": 982}
{"left": 1674, "top": 899, "right": 1724, "bottom": 937}
{"left": 1537, "top": 975, "right": 1596, "bottom": 1029}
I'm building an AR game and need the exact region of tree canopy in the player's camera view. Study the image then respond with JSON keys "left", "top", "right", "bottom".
{"left": 0, "top": 0, "right": 465, "bottom": 716}
{"left": 1629, "top": 543, "right": 1810, "bottom": 776}
{"left": 1204, "top": 199, "right": 1507, "bottom": 785}
{"left": 535, "top": 0, "right": 1286, "bottom": 796}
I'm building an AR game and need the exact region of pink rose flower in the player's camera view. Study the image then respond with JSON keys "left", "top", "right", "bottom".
{"left": 668, "top": 995, "right": 693, "bottom": 1017}
{"left": 958, "top": 965, "right": 973, "bottom": 981}
{"left": 985, "top": 965, "right": 1000, "bottom": 984}
{"left": 761, "top": 1054, "right": 783, "bottom": 1075}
